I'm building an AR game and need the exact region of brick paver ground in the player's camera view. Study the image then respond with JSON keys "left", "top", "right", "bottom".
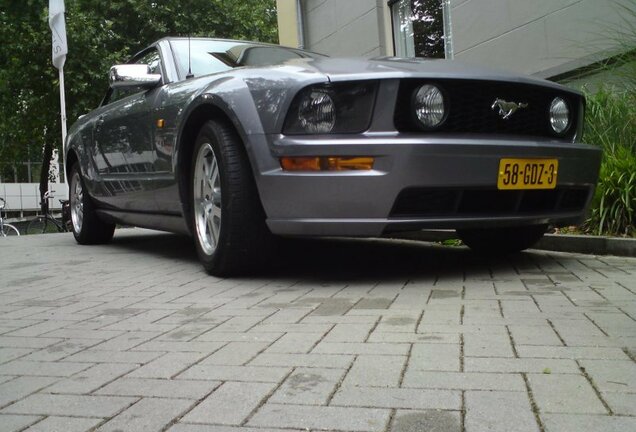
{"left": 0, "top": 228, "right": 635, "bottom": 432}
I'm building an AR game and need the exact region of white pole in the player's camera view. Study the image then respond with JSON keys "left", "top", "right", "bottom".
{"left": 49, "top": 0, "right": 68, "bottom": 185}
{"left": 59, "top": 68, "right": 67, "bottom": 184}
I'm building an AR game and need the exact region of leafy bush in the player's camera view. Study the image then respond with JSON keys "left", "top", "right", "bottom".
{"left": 583, "top": 88, "right": 636, "bottom": 236}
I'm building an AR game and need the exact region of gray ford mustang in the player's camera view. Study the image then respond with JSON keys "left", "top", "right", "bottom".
{"left": 65, "top": 37, "right": 601, "bottom": 275}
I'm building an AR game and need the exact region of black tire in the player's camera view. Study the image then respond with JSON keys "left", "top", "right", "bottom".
{"left": 26, "top": 216, "right": 56, "bottom": 235}
{"left": 69, "top": 163, "right": 115, "bottom": 244}
{"left": 457, "top": 224, "right": 548, "bottom": 255}
{"left": 190, "top": 119, "right": 272, "bottom": 276}
{"left": 1, "top": 224, "right": 20, "bottom": 236}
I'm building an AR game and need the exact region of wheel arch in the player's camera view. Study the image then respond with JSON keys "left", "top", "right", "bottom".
{"left": 176, "top": 100, "right": 257, "bottom": 236}
{"left": 65, "top": 148, "right": 79, "bottom": 182}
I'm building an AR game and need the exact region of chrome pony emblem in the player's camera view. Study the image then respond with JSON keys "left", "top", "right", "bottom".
{"left": 491, "top": 98, "right": 528, "bottom": 120}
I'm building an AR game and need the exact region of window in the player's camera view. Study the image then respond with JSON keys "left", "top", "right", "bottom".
{"left": 390, "top": 0, "right": 453, "bottom": 59}
{"left": 169, "top": 39, "right": 323, "bottom": 79}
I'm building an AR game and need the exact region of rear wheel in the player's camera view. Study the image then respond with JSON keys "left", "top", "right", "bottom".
{"left": 1, "top": 224, "right": 20, "bottom": 236}
{"left": 191, "top": 119, "right": 272, "bottom": 276}
{"left": 69, "top": 163, "right": 115, "bottom": 244}
{"left": 26, "top": 216, "right": 58, "bottom": 234}
{"left": 457, "top": 224, "right": 548, "bottom": 254}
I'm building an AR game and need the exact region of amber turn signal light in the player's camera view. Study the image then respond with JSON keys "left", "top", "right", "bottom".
{"left": 280, "top": 157, "right": 374, "bottom": 171}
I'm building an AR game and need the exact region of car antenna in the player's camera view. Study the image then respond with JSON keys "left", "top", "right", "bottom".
{"left": 186, "top": 34, "right": 194, "bottom": 79}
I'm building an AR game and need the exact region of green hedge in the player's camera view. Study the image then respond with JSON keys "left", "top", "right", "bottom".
{"left": 583, "top": 88, "right": 636, "bottom": 236}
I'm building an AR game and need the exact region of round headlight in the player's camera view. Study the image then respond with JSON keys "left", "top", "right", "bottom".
{"left": 298, "top": 90, "right": 336, "bottom": 134}
{"left": 550, "top": 97, "right": 570, "bottom": 134}
{"left": 413, "top": 84, "right": 446, "bottom": 129}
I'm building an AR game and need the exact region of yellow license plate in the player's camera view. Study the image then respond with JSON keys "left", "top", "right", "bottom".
{"left": 497, "top": 158, "right": 558, "bottom": 190}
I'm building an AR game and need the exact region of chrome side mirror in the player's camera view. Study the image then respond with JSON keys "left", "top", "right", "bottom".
{"left": 108, "top": 64, "right": 161, "bottom": 89}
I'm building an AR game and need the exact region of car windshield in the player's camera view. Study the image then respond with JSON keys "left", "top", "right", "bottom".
{"left": 169, "top": 39, "right": 323, "bottom": 79}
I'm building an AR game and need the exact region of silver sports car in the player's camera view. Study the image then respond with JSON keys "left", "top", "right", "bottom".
{"left": 66, "top": 37, "right": 601, "bottom": 275}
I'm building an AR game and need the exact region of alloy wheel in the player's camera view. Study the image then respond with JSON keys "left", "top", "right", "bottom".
{"left": 193, "top": 142, "right": 222, "bottom": 256}
{"left": 71, "top": 172, "right": 84, "bottom": 233}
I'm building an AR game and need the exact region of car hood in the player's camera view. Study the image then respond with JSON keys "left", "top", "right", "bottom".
{"left": 277, "top": 56, "right": 574, "bottom": 93}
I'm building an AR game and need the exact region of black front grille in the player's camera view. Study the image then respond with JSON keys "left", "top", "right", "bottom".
{"left": 394, "top": 79, "right": 582, "bottom": 141}
{"left": 390, "top": 187, "right": 590, "bottom": 218}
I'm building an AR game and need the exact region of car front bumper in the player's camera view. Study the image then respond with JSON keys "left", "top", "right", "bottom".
{"left": 254, "top": 134, "right": 602, "bottom": 237}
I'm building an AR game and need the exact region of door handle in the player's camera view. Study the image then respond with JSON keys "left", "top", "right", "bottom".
{"left": 95, "top": 116, "right": 104, "bottom": 131}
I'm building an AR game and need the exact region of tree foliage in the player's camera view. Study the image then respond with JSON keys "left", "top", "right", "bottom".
{"left": 0, "top": 0, "right": 278, "bottom": 183}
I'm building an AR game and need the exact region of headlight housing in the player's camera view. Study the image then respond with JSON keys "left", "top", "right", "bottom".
{"left": 550, "top": 97, "right": 570, "bottom": 135}
{"left": 412, "top": 84, "right": 447, "bottom": 130}
{"left": 283, "top": 81, "right": 377, "bottom": 135}
{"left": 298, "top": 91, "right": 336, "bottom": 133}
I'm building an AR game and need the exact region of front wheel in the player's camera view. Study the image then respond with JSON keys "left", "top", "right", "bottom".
{"left": 457, "top": 224, "right": 548, "bottom": 255}
{"left": 69, "top": 163, "right": 115, "bottom": 244}
{"left": 191, "top": 119, "right": 272, "bottom": 276}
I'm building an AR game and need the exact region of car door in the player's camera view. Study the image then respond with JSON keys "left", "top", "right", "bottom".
{"left": 93, "top": 48, "right": 164, "bottom": 211}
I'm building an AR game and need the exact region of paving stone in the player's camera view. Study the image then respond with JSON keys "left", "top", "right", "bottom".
{"left": 464, "top": 333, "right": 514, "bottom": 357}
{"left": 541, "top": 414, "right": 636, "bottom": 432}
{"left": 97, "top": 377, "right": 219, "bottom": 399}
{"left": 408, "top": 344, "right": 460, "bottom": 371}
{"left": 354, "top": 298, "right": 394, "bottom": 309}
{"left": 417, "top": 324, "right": 508, "bottom": 334}
{"left": 0, "top": 337, "right": 62, "bottom": 349}
{"left": 342, "top": 355, "right": 406, "bottom": 387}
{"left": 376, "top": 313, "right": 420, "bottom": 333}
{"left": 193, "top": 332, "right": 282, "bottom": 343}
{"left": 181, "top": 381, "right": 277, "bottom": 425}
{"left": 248, "top": 404, "right": 390, "bottom": 431}
{"left": 131, "top": 340, "right": 225, "bottom": 353}
{"left": 508, "top": 325, "right": 563, "bottom": 346}
{"left": 0, "top": 361, "right": 91, "bottom": 378}
{"left": 168, "top": 424, "right": 303, "bottom": 432}
{"left": 464, "top": 357, "right": 579, "bottom": 374}
{"left": 269, "top": 367, "right": 344, "bottom": 405}
{"left": 0, "top": 348, "right": 33, "bottom": 363}
{"left": 0, "top": 414, "right": 42, "bottom": 432}
{"left": 403, "top": 371, "right": 526, "bottom": 391}
{"left": 602, "top": 392, "right": 636, "bottom": 415}
{"left": 527, "top": 374, "right": 607, "bottom": 414}
{"left": 261, "top": 308, "right": 313, "bottom": 324}
{"left": 321, "top": 323, "right": 376, "bottom": 343}
{"left": 39, "top": 329, "right": 125, "bottom": 341}
{"left": 97, "top": 397, "right": 194, "bottom": 431}
{"left": 250, "top": 353, "right": 354, "bottom": 369}
{"left": 312, "top": 342, "right": 409, "bottom": 356}
{"left": 63, "top": 350, "right": 163, "bottom": 364}
{"left": 127, "top": 352, "right": 206, "bottom": 379}
{"left": 214, "top": 316, "right": 265, "bottom": 332}
{"left": 578, "top": 359, "right": 636, "bottom": 393}
{"left": 390, "top": 409, "right": 461, "bottom": 432}
{"left": 249, "top": 323, "right": 334, "bottom": 333}
{"left": 1, "top": 394, "right": 137, "bottom": 418}
{"left": 368, "top": 332, "right": 459, "bottom": 344}
{"left": 465, "top": 390, "right": 539, "bottom": 432}
{"left": 44, "top": 363, "right": 136, "bottom": 394}
{"left": 177, "top": 364, "right": 291, "bottom": 383}
{"left": 0, "top": 377, "right": 58, "bottom": 408}
{"left": 3, "top": 321, "right": 75, "bottom": 338}
{"left": 332, "top": 386, "right": 460, "bottom": 410}
{"left": 264, "top": 332, "right": 323, "bottom": 354}
{"left": 516, "top": 346, "right": 629, "bottom": 360}
{"left": 23, "top": 416, "right": 102, "bottom": 432}
{"left": 199, "top": 342, "right": 268, "bottom": 365}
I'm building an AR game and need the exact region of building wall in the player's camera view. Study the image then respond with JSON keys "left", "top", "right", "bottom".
{"left": 450, "top": 0, "right": 634, "bottom": 78}
{"left": 277, "top": 0, "right": 393, "bottom": 56}
{"left": 278, "top": 0, "right": 634, "bottom": 78}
